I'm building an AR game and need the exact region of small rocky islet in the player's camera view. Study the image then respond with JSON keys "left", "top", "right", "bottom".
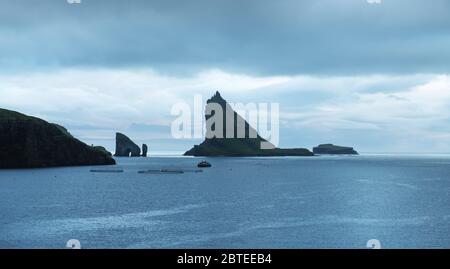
{"left": 114, "top": 132, "right": 148, "bottom": 157}
{"left": 313, "top": 144, "right": 359, "bottom": 155}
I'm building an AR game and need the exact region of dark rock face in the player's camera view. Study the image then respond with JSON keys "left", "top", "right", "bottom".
{"left": 184, "top": 92, "right": 313, "bottom": 157}
{"left": 313, "top": 144, "right": 359, "bottom": 155}
{"left": 0, "top": 108, "right": 116, "bottom": 169}
{"left": 114, "top": 133, "right": 141, "bottom": 157}
{"left": 142, "top": 144, "right": 148, "bottom": 157}
{"left": 93, "top": 146, "right": 113, "bottom": 157}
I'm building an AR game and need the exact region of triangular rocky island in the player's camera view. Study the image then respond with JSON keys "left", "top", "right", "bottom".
{"left": 184, "top": 92, "right": 313, "bottom": 157}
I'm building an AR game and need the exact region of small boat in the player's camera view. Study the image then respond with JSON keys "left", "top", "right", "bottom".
{"left": 90, "top": 169, "right": 124, "bottom": 173}
{"left": 197, "top": 161, "right": 212, "bottom": 168}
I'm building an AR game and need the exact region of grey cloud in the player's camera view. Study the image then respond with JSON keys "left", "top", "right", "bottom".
{"left": 1, "top": 0, "right": 450, "bottom": 75}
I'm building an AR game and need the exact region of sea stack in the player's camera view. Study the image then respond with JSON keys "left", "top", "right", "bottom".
{"left": 313, "top": 144, "right": 359, "bottom": 155}
{"left": 142, "top": 144, "right": 148, "bottom": 157}
{"left": 184, "top": 91, "right": 313, "bottom": 157}
{"left": 0, "top": 108, "right": 116, "bottom": 168}
{"left": 114, "top": 132, "right": 141, "bottom": 157}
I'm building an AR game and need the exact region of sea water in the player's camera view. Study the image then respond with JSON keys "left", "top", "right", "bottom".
{"left": 1, "top": 155, "right": 450, "bottom": 249}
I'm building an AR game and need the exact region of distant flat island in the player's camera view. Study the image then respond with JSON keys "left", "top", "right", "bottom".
{"left": 313, "top": 144, "right": 359, "bottom": 155}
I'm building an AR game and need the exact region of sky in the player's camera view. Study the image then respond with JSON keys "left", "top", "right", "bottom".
{"left": 1, "top": 0, "right": 450, "bottom": 153}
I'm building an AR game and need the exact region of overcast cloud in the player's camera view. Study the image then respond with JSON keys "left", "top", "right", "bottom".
{"left": 1, "top": 0, "right": 450, "bottom": 74}
{"left": 0, "top": 0, "right": 449, "bottom": 153}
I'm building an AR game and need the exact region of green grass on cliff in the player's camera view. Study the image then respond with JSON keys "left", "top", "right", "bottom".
{"left": 0, "top": 108, "right": 46, "bottom": 123}
{"left": 0, "top": 108, "right": 74, "bottom": 137}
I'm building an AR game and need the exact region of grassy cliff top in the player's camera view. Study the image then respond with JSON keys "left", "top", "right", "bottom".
{"left": 0, "top": 108, "right": 44, "bottom": 122}
{"left": 0, "top": 108, "right": 74, "bottom": 138}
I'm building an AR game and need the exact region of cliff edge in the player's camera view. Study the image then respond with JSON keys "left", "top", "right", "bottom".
{"left": 0, "top": 108, "right": 116, "bottom": 168}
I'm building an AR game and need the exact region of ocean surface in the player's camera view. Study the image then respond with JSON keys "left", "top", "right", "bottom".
{"left": 1, "top": 155, "right": 450, "bottom": 249}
